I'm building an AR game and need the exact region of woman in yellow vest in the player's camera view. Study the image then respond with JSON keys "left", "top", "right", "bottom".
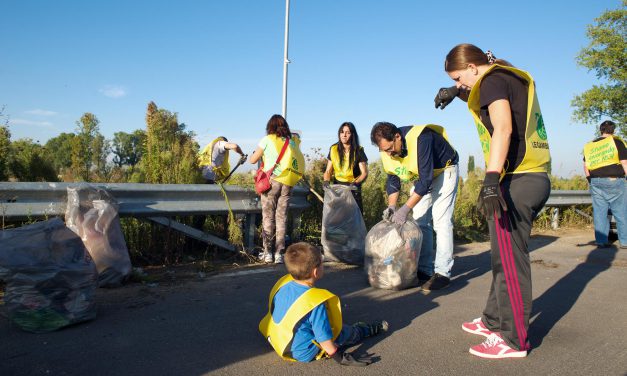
{"left": 250, "top": 114, "right": 305, "bottom": 264}
{"left": 322, "top": 122, "right": 368, "bottom": 212}
{"left": 582, "top": 120, "right": 627, "bottom": 248}
{"left": 440, "top": 44, "right": 551, "bottom": 359}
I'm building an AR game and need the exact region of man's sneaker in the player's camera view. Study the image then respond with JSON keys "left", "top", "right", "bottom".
{"left": 274, "top": 253, "right": 284, "bottom": 264}
{"left": 421, "top": 273, "right": 450, "bottom": 291}
{"left": 261, "top": 252, "right": 273, "bottom": 263}
{"left": 469, "top": 333, "right": 527, "bottom": 359}
{"left": 462, "top": 318, "right": 493, "bottom": 338}
{"left": 354, "top": 320, "right": 389, "bottom": 338}
{"left": 417, "top": 271, "right": 432, "bottom": 284}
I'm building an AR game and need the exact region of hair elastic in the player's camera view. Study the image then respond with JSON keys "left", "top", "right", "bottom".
{"left": 486, "top": 50, "right": 497, "bottom": 64}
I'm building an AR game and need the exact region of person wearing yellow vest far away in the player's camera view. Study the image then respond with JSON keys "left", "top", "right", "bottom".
{"left": 582, "top": 120, "right": 627, "bottom": 249}
{"left": 440, "top": 44, "right": 551, "bottom": 359}
{"left": 370, "top": 122, "right": 459, "bottom": 292}
{"left": 323, "top": 122, "right": 368, "bottom": 212}
{"left": 259, "top": 242, "right": 388, "bottom": 366}
{"left": 250, "top": 114, "right": 305, "bottom": 264}
{"left": 198, "top": 136, "right": 247, "bottom": 184}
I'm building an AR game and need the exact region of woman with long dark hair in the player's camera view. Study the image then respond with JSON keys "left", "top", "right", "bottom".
{"left": 323, "top": 122, "right": 368, "bottom": 211}
{"left": 441, "top": 44, "right": 551, "bottom": 358}
{"left": 250, "top": 114, "right": 305, "bottom": 264}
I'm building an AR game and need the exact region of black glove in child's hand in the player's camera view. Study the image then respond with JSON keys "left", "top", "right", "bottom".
{"left": 478, "top": 171, "right": 508, "bottom": 219}
{"left": 434, "top": 86, "right": 459, "bottom": 110}
{"left": 331, "top": 350, "right": 370, "bottom": 367}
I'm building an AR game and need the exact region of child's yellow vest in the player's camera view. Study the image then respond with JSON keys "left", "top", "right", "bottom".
{"left": 329, "top": 144, "right": 364, "bottom": 183}
{"left": 583, "top": 136, "right": 626, "bottom": 171}
{"left": 467, "top": 64, "right": 551, "bottom": 176}
{"left": 258, "top": 274, "right": 343, "bottom": 361}
{"left": 263, "top": 135, "right": 306, "bottom": 187}
{"left": 379, "top": 125, "right": 453, "bottom": 182}
{"left": 198, "top": 137, "right": 230, "bottom": 181}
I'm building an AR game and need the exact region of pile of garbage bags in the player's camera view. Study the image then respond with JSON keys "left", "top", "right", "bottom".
{"left": 65, "top": 184, "right": 131, "bottom": 287}
{"left": 365, "top": 220, "right": 423, "bottom": 290}
{"left": 0, "top": 218, "right": 98, "bottom": 333}
{"left": 321, "top": 185, "right": 366, "bottom": 265}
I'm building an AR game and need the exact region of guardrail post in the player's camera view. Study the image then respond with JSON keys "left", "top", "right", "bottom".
{"left": 551, "top": 207, "right": 560, "bottom": 230}
{"left": 244, "top": 213, "right": 256, "bottom": 252}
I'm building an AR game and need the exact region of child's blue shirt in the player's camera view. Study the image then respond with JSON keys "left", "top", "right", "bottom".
{"left": 272, "top": 280, "right": 334, "bottom": 362}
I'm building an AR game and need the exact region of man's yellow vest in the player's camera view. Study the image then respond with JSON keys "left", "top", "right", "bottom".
{"left": 198, "top": 137, "right": 230, "bottom": 181}
{"left": 584, "top": 136, "right": 627, "bottom": 171}
{"left": 380, "top": 125, "right": 453, "bottom": 182}
{"left": 258, "top": 274, "right": 343, "bottom": 361}
{"left": 329, "top": 144, "right": 364, "bottom": 183}
{"left": 263, "top": 135, "right": 305, "bottom": 187}
{"left": 467, "top": 64, "right": 551, "bottom": 175}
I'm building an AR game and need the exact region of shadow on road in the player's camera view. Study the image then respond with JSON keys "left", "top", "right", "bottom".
{"left": 529, "top": 245, "right": 618, "bottom": 348}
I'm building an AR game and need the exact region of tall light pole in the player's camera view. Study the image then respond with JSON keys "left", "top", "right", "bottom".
{"left": 282, "top": 0, "right": 290, "bottom": 119}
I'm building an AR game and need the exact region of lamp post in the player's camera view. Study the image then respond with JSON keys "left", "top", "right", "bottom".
{"left": 282, "top": 0, "right": 290, "bottom": 119}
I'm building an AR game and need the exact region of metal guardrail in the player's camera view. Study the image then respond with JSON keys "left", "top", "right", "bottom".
{"left": 544, "top": 190, "right": 591, "bottom": 206}
{"left": 0, "top": 182, "right": 311, "bottom": 252}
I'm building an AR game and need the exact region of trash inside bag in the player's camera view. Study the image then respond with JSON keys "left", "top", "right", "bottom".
{"left": 321, "top": 185, "right": 366, "bottom": 265}
{"left": 66, "top": 184, "right": 131, "bottom": 287}
{"left": 0, "top": 218, "right": 98, "bottom": 333}
{"left": 365, "top": 220, "right": 422, "bottom": 290}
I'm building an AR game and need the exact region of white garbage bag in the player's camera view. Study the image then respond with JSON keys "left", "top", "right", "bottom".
{"left": 365, "top": 220, "right": 422, "bottom": 290}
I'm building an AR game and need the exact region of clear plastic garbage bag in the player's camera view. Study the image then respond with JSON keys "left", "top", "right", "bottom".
{"left": 321, "top": 185, "right": 366, "bottom": 265}
{"left": 365, "top": 220, "right": 423, "bottom": 290}
{"left": 0, "top": 218, "right": 98, "bottom": 333}
{"left": 65, "top": 184, "right": 131, "bottom": 287}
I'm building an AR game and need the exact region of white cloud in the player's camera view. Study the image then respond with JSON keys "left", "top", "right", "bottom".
{"left": 10, "top": 118, "right": 55, "bottom": 128}
{"left": 24, "top": 109, "right": 57, "bottom": 116}
{"left": 99, "top": 85, "right": 128, "bottom": 98}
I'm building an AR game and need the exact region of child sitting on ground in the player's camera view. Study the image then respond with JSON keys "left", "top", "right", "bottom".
{"left": 259, "top": 242, "right": 388, "bottom": 366}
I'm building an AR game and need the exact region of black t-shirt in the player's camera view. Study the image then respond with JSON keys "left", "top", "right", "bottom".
{"left": 479, "top": 69, "right": 529, "bottom": 172}
{"left": 583, "top": 136, "right": 627, "bottom": 178}
{"left": 327, "top": 144, "right": 368, "bottom": 182}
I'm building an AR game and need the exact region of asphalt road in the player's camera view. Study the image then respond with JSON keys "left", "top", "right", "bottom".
{"left": 1, "top": 230, "right": 626, "bottom": 376}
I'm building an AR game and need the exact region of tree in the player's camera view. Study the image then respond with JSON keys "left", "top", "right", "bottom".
{"left": 142, "top": 101, "right": 200, "bottom": 184}
{"left": 572, "top": 1, "right": 626, "bottom": 137}
{"left": 45, "top": 132, "right": 75, "bottom": 175}
{"left": 0, "top": 106, "right": 10, "bottom": 181}
{"left": 8, "top": 138, "right": 58, "bottom": 182}
{"left": 112, "top": 130, "right": 145, "bottom": 170}
{"left": 467, "top": 155, "right": 475, "bottom": 175}
{"left": 71, "top": 112, "right": 101, "bottom": 181}
{"left": 91, "top": 133, "right": 110, "bottom": 180}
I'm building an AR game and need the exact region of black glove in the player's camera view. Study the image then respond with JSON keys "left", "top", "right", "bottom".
{"left": 323, "top": 181, "right": 331, "bottom": 190}
{"left": 331, "top": 350, "right": 370, "bottom": 367}
{"left": 586, "top": 176, "right": 591, "bottom": 183}
{"left": 434, "top": 86, "right": 459, "bottom": 110}
{"left": 477, "top": 171, "right": 508, "bottom": 219}
{"left": 382, "top": 206, "right": 396, "bottom": 221}
{"left": 239, "top": 154, "right": 248, "bottom": 164}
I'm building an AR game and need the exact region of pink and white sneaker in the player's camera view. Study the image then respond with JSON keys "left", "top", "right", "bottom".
{"left": 462, "top": 318, "right": 493, "bottom": 338}
{"left": 469, "top": 333, "right": 527, "bottom": 359}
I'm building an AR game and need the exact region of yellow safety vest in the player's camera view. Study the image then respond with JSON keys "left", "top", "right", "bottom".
{"left": 263, "top": 134, "right": 305, "bottom": 187}
{"left": 380, "top": 125, "right": 453, "bottom": 182}
{"left": 198, "top": 137, "right": 230, "bottom": 181}
{"left": 329, "top": 144, "right": 364, "bottom": 183}
{"left": 584, "top": 136, "right": 626, "bottom": 171}
{"left": 467, "top": 64, "right": 551, "bottom": 176}
{"left": 258, "top": 274, "right": 343, "bottom": 362}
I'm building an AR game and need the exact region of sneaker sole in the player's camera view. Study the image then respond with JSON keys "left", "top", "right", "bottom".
{"left": 461, "top": 325, "right": 492, "bottom": 338}
{"left": 468, "top": 348, "right": 527, "bottom": 359}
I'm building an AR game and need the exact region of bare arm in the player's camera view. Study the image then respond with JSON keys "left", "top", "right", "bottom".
{"left": 404, "top": 192, "right": 423, "bottom": 209}
{"left": 323, "top": 160, "right": 333, "bottom": 182}
{"left": 249, "top": 147, "right": 263, "bottom": 164}
{"left": 621, "top": 159, "right": 627, "bottom": 176}
{"left": 583, "top": 164, "right": 590, "bottom": 177}
{"left": 485, "top": 99, "right": 512, "bottom": 173}
{"left": 388, "top": 191, "right": 399, "bottom": 207}
{"left": 318, "top": 339, "right": 338, "bottom": 356}
{"left": 224, "top": 142, "right": 244, "bottom": 156}
{"left": 354, "top": 162, "right": 368, "bottom": 184}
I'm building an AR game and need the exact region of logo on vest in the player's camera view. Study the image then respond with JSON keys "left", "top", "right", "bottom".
{"left": 535, "top": 113, "right": 547, "bottom": 140}
{"left": 291, "top": 158, "right": 299, "bottom": 171}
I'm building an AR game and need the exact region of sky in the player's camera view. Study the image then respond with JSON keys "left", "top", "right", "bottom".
{"left": 1, "top": 0, "right": 621, "bottom": 178}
